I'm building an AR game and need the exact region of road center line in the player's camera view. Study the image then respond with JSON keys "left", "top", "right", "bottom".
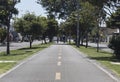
{"left": 59, "top": 48, "right": 62, "bottom": 53}
{"left": 58, "top": 56, "right": 62, "bottom": 60}
{"left": 59, "top": 50, "right": 61, "bottom": 53}
{"left": 57, "top": 61, "right": 62, "bottom": 66}
{"left": 58, "top": 53, "right": 62, "bottom": 55}
{"left": 55, "top": 72, "right": 61, "bottom": 80}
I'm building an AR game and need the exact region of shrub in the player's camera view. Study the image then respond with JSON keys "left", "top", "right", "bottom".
{"left": 108, "top": 34, "right": 120, "bottom": 59}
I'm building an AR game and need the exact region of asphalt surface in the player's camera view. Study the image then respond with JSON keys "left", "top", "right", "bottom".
{"left": 0, "top": 43, "right": 119, "bottom": 82}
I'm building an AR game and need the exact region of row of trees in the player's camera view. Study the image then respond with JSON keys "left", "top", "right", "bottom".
{"left": 37, "top": 0, "right": 119, "bottom": 19}
{"left": 37, "top": 0, "right": 120, "bottom": 58}
{"left": 0, "top": 0, "right": 120, "bottom": 57}
{"left": 59, "top": 2, "right": 98, "bottom": 47}
{"left": 13, "top": 12, "right": 58, "bottom": 48}
{"left": 0, "top": 0, "right": 59, "bottom": 55}
{"left": 37, "top": 0, "right": 119, "bottom": 45}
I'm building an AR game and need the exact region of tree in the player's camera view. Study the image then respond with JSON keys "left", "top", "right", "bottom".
{"left": 37, "top": 0, "right": 81, "bottom": 19}
{"left": 107, "top": 6, "right": 120, "bottom": 32}
{"left": 46, "top": 18, "right": 58, "bottom": 42}
{"left": 59, "top": 2, "right": 97, "bottom": 46}
{"left": 14, "top": 13, "right": 44, "bottom": 48}
{"left": 0, "top": 0, "right": 19, "bottom": 25}
{"left": 37, "top": 16, "right": 48, "bottom": 44}
{"left": 107, "top": 6, "right": 120, "bottom": 59}
{"left": 14, "top": 18, "right": 26, "bottom": 38}
{"left": 38, "top": 0, "right": 119, "bottom": 18}
{"left": 0, "top": 0, "right": 20, "bottom": 55}
{"left": 108, "top": 34, "right": 120, "bottom": 59}
{"left": 79, "top": 2, "right": 97, "bottom": 47}
{"left": 38, "top": 0, "right": 119, "bottom": 50}
{"left": 60, "top": 12, "right": 77, "bottom": 43}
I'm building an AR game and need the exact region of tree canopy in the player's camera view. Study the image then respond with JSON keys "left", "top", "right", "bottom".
{"left": 37, "top": 0, "right": 120, "bottom": 19}
{"left": 0, "top": 0, "right": 19, "bottom": 25}
{"left": 14, "top": 12, "right": 59, "bottom": 43}
{"left": 107, "top": 6, "right": 120, "bottom": 30}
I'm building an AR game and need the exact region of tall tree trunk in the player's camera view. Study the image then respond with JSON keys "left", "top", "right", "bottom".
{"left": 81, "top": 32, "right": 84, "bottom": 46}
{"left": 44, "top": 38, "right": 47, "bottom": 44}
{"left": 81, "top": 36, "right": 83, "bottom": 45}
{"left": 97, "top": 26, "right": 100, "bottom": 52}
{"left": 85, "top": 33, "right": 88, "bottom": 48}
{"left": 69, "top": 35, "right": 71, "bottom": 44}
{"left": 6, "top": 19, "right": 10, "bottom": 55}
{"left": 30, "top": 41, "right": 32, "bottom": 48}
{"left": 29, "top": 37, "right": 32, "bottom": 48}
{"left": 43, "top": 35, "right": 47, "bottom": 44}
{"left": 49, "top": 37, "right": 53, "bottom": 42}
{"left": 78, "top": 32, "right": 81, "bottom": 47}
{"left": 21, "top": 36, "right": 25, "bottom": 42}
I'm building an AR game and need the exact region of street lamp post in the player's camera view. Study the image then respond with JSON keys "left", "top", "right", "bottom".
{"left": 6, "top": 0, "right": 20, "bottom": 55}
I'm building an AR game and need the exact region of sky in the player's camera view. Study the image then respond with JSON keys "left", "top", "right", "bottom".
{"left": 15, "top": 0, "right": 47, "bottom": 18}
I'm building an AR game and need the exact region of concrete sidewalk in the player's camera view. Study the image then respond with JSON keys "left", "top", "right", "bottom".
{"left": 0, "top": 41, "right": 42, "bottom": 53}
{"left": 83, "top": 42, "right": 113, "bottom": 53}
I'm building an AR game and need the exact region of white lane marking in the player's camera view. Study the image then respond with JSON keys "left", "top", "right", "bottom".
{"left": 0, "top": 49, "right": 47, "bottom": 79}
{"left": 58, "top": 56, "right": 62, "bottom": 60}
{"left": 0, "top": 60, "right": 26, "bottom": 78}
{"left": 93, "top": 62, "right": 119, "bottom": 82}
{"left": 71, "top": 46, "right": 119, "bottom": 82}
{"left": 59, "top": 47, "right": 62, "bottom": 53}
{"left": 55, "top": 72, "right": 61, "bottom": 80}
{"left": 57, "top": 61, "right": 62, "bottom": 66}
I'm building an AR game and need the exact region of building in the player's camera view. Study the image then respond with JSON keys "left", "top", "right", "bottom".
{"left": 100, "top": 27, "right": 119, "bottom": 43}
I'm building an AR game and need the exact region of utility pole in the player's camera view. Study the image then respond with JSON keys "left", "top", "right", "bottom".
{"left": 76, "top": 0, "right": 80, "bottom": 47}
{"left": 97, "top": 24, "right": 100, "bottom": 52}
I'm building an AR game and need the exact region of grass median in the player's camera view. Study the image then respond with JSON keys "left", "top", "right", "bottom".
{"left": 0, "top": 43, "right": 52, "bottom": 74}
{"left": 74, "top": 45, "right": 120, "bottom": 77}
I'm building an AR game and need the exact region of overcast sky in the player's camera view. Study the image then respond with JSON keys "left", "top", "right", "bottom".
{"left": 15, "top": 0, "right": 47, "bottom": 17}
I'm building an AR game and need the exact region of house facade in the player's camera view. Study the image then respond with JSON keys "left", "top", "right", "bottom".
{"left": 100, "top": 27, "right": 119, "bottom": 43}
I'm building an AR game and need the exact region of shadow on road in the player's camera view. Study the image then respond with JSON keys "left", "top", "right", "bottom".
{"left": 19, "top": 46, "right": 47, "bottom": 50}
{"left": 90, "top": 56, "right": 116, "bottom": 62}
{"left": 89, "top": 51, "right": 120, "bottom": 62}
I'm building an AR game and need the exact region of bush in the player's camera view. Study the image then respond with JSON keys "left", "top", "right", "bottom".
{"left": 108, "top": 34, "right": 120, "bottom": 59}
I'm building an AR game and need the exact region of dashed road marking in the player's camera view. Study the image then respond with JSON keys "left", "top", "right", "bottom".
{"left": 57, "top": 61, "right": 62, "bottom": 66}
{"left": 59, "top": 47, "right": 62, "bottom": 53}
{"left": 55, "top": 72, "right": 61, "bottom": 80}
{"left": 58, "top": 56, "right": 62, "bottom": 60}
{"left": 58, "top": 53, "right": 62, "bottom": 55}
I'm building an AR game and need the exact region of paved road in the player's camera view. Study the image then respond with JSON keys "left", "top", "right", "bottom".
{"left": 0, "top": 44, "right": 119, "bottom": 82}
